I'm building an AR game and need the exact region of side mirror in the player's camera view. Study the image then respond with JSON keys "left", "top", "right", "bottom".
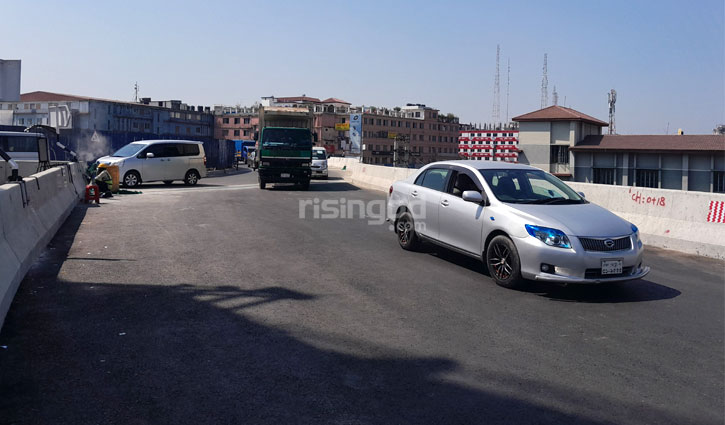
{"left": 462, "top": 190, "right": 484, "bottom": 204}
{"left": 578, "top": 191, "right": 586, "bottom": 198}
{"left": 146, "top": 152, "right": 155, "bottom": 158}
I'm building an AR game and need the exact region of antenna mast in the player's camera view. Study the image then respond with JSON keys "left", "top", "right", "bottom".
{"left": 552, "top": 86, "right": 559, "bottom": 106}
{"left": 133, "top": 82, "right": 140, "bottom": 103}
{"left": 540, "top": 53, "right": 548, "bottom": 109}
{"left": 505, "top": 58, "right": 510, "bottom": 123}
{"left": 492, "top": 45, "right": 501, "bottom": 123}
{"left": 608, "top": 89, "right": 617, "bottom": 134}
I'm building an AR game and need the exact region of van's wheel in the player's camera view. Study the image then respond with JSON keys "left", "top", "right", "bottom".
{"left": 396, "top": 211, "right": 421, "bottom": 251}
{"left": 123, "top": 171, "right": 141, "bottom": 188}
{"left": 184, "top": 170, "right": 200, "bottom": 186}
{"left": 259, "top": 178, "right": 266, "bottom": 189}
{"left": 163, "top": 180, "right": 173, "bottom": 185}
{"left": 485, "top": 235, "right": 526, "bottom": 289}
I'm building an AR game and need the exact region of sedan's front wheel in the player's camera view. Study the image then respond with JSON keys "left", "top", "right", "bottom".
{"left": 486, "top": 235, "right": 525, "bottom": 289}
{"left": 396, "top": 212, "right": 421, "bottom": 251}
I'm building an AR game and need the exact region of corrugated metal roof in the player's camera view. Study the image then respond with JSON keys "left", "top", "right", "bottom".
{"left": 571, "top": 134, "right": 725, "bottom": 152}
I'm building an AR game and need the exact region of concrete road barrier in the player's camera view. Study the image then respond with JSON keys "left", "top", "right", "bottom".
{"left": 0, "top": 163, "right": 86, "bottom": 329}
{"left": 328, "top": 159, "right": 725, "bottom": 259}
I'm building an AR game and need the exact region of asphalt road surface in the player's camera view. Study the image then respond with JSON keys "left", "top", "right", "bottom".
{"left": 1, "top": 168, "right": 723, "bottom": 425}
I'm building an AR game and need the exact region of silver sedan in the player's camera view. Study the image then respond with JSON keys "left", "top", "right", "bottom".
{"left": 386, "top": 160, "right": 650, "bottom": 288}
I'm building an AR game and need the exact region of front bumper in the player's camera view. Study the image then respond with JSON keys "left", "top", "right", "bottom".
{"left": 514, "top": 233, "right": 648, "bottom": 284}
{"left": 258, "top": 167, "right": 310, "bottom": 183}
{"left": 311, "top": 168, "right": 328, "bottom": 178}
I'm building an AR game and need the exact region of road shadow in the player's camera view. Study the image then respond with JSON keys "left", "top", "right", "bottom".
{"left": 0, "top": 209, "right": 652, "bottom": 425}
{"left": 266, "top": 181, "right": 361, "bottom": 192}
{"left": 423, "top": 244, "right": 680, "bottom": 303}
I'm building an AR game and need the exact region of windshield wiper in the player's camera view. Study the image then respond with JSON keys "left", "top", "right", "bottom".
{"left": 527, "top": 198, "right": 580, "bottom": 205}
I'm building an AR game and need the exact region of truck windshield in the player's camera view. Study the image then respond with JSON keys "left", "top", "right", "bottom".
{"left": 111, "top": 143, "right": 145, "bottom": 157}
{"left": 262, "top": 129, "right": 311, "bottom": 148}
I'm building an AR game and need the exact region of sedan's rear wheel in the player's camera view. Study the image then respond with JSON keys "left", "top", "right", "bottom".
{"left": 396, "top": 211, "right": 421, "bottom": 251}
{"left": 486, "top": 235, "right": 525, "bottom": 289}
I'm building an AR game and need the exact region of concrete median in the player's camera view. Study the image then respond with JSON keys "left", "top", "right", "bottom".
{"left": 328, "top": 159, "right": 725, "bottom": 259}
{"left": 0, "top": 163, "right": 85, "bottom": 329}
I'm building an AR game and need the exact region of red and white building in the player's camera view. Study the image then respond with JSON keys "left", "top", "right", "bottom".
{"left": 458, "top": 129, "right": 519, "bottom": 162}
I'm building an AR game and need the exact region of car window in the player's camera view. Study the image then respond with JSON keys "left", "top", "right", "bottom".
{"left": 419, "top": 168, "right": 451, "bottom": 192}
{"left": 450, "top": 171, "right": 481, "bottom": 197}
{"left": 140, "top": 144, "right": 163, "bottom": 158}
{"left": 158, "top": 143, "right": 181, "bottom": 157}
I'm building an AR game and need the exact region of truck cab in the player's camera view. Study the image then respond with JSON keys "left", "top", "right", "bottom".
{"left": 255, "top": 107, "right": 315, "bottom": 190}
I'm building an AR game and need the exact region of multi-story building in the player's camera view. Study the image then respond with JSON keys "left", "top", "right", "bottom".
{"left": 0, "top": 91, "right": 214, "bottom": 160}
{"left": 511, "top": 105, "right": 725, "bottom": 192}
{"left": 458, "top": 125, "right": 519, "bottom": 162}
{"left": 213, "top": 105, "right": 259, "bottom": 140}
{"left": 358, "top": 103, "right": 461, "bottom": 165}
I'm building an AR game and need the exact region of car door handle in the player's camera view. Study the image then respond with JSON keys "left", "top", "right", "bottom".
{"left": 441, "top": 199, "right": 449, "bottom": 207}
{"left": 411, "top": 191, "right": 418, "bottom": 197}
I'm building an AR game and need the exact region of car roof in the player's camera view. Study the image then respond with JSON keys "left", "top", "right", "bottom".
{"left": 130, "top": 139, "right": 203, "bottom": 145}
{"left": 426, "top": 160, "right": 539, "bottom": 171}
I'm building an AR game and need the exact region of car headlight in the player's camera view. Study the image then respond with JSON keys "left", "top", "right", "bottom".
{"left": 631, "top": 223, "right": 642, "bottom": 248}
{"left": 525, "top": 224, "right": 572, "bottom": 249}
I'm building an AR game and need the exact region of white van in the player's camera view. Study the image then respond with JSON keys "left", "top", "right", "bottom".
{"left": 97, "top": 140, "right": 207, "bottom": 187}
{"left": 311, "top": 146, "right": 328, "bottom": 179}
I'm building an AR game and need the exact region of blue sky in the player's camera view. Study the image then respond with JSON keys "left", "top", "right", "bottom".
{"left": 3, "top": 0, "right": 723, "bottom": 134}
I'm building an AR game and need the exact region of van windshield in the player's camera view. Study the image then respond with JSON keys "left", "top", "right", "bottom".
{"left": 313, "top": 150, "right": 326, "bottom": 159}
{"left": 262, "top": 128, "right": 311, "bottom": 148}
{"left": 111, "top": 143, "right": 145, "bottom": 157}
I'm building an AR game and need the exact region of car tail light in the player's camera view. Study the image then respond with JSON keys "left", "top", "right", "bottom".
{"left": 389, "top": 185, "right": 393, "bottom": 196}
{"left": 203, "top": 156, "right": 207, "bottom": 166}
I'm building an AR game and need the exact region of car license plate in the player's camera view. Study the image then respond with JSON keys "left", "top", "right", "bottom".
{"left": 601, "top": 259, "right": 623, "bottom": 275}
{"left": 280, "top": 173, "right": 290, "bottom": 178}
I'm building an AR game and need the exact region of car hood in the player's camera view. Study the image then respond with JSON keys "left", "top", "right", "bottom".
{"left": 506, "top": 202, "right": 632, "bottom": 237}
{"left": 96, "top": 156, "right": 124, "bottom": 165}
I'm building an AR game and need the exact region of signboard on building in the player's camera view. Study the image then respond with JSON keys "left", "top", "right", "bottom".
{"left": 388, "top": 132, "right": 397, "bottom": 139}
{"left": 349, "top": 114, "right": 361, "bottom": 154}
{"left": 334, "top": 123, "right": 350, "bottom": 131}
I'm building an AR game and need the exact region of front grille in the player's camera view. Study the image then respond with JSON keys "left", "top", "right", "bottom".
{"left": 585, "top": 266, "right": 634, "bottom": 279}
{"left": 579, "top": 236, "right": 631, "bottom": 252}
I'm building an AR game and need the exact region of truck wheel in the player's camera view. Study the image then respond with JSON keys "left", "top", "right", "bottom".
{"left": 300, "top": 179, "right": 310, "bottom": 190}
{"left": 259, "top": 178, "right": 266, "bottom": 189}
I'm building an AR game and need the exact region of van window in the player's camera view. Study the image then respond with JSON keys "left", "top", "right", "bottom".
{"left": 181, "top": 144, "right": 200, "bottom": 156}
{"left": 0, "top": 135, "right": 38, "bottom": 152}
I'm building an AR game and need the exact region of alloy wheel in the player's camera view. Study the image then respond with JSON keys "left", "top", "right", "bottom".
{"left": 488, "top": 242, "right": 512, "bottom": 280}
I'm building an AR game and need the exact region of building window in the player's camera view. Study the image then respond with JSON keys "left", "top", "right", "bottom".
{"left": 593, "top": 168, "right": 615, "bottom": 185}
{"left": 244, "top": 117, "right": 250, "bottom": 124}
{"left": 714, "top": 171, "right": 725, "bottom": 193}
{"left": 635, "top": 169, "right": 659, "bottom": 188}
{"left": 234, "top": 117, "right": 240, "bottom": 124}
{"left": 223, "top": 129, "right": 229, "bottom": 136}
{"left": 243, "top": 130, "right": 249, "bottom": 136}
{"left": 234, "top": 129, "right": 240, "bottom": 136}
{"left": 223, "top": 117, "right": 229, "bottom": 124}
{"left": 550, "top": 145, "right": 569, "bottom": 164}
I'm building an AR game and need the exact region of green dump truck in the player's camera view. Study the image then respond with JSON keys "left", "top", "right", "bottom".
{"left": 255, "top": 106, "right": 315, "bottom": 190}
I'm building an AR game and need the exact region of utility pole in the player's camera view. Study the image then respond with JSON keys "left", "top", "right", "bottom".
{"left": 541, "top": 53, "right": 548, "bottom": 109}
{"left": 492, "top": 45, "right": 501, "bottom": 123}
{"left": 133, "top": 82, "right": 139, "bottom": 103}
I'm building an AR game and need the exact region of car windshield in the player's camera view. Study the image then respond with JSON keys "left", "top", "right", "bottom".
{"left": 478, "top": 169, "right": 585, "bottom": 204}
{"left": 262, "top": 128, "right": 312, "bottom": 148}
{"left": 313, "top": 150, "right": 326, "bottom": 159}
{"left": 111, "top": 143, "right": 145, "bottom": 157}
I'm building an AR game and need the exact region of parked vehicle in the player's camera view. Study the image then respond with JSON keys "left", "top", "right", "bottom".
{"left": 387, "top": 160, "right": 649, "bottom": 288}
{"left": 311, "top": 146, "right": 328, "bottom": 179}
{"left": 0, "top": 131, "right": 46, "bottom": 160}
{"left": 254, "top": 106, "right": 314, "bottom": 190}
{"left": 242, "top": 144, "right": 256, "bottom": 164}
{"left": 96, "top": 140, "right": 207, "bottom": 188}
